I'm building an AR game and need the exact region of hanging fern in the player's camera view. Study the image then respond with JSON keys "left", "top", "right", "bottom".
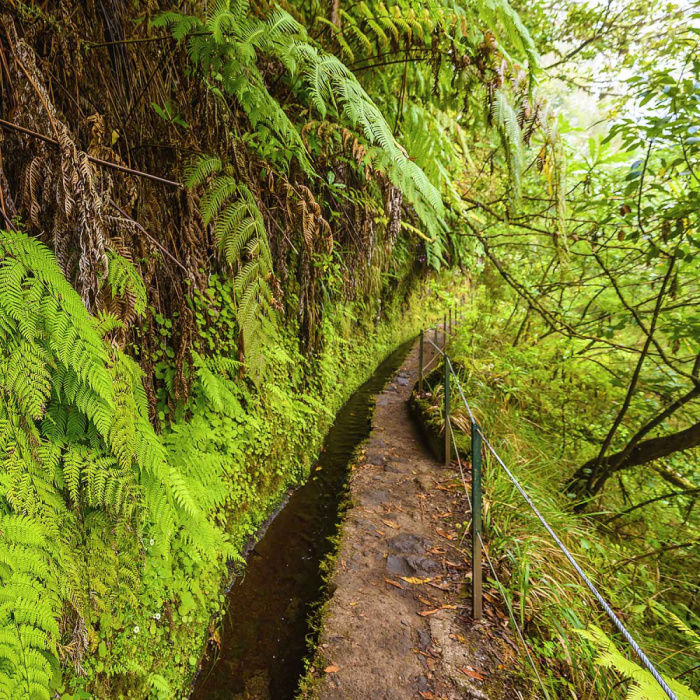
{"left": 491, "top": 89, "right": 525, "bottom": 208}
{"left": 312, "top": 0, "right": 540, "bottom": 210}
{"left": 106, "top": 250, "right": 147, "bottom": 318}
{"left": 0, "top": 515, "right": 59, "bottom": 700}
{"left": 153, "top": 3, "right": 313, "bottom": 176}
{"left": 187, "top": 157, "right": 276, "bottom": 382}
{"left": 0, "top": 229, "right": 235, "bottom": 699}
{"left": 290, "top": 42, "right": 443, "bottom": 216}
{"left": 476, "top": 0, "right": 539, "bottom": 78}
{"left": 155, "top": 1, "right": 444, "bottom": 229}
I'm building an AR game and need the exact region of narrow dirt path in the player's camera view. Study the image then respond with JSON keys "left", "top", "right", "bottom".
{"left": 309, "top": 337, "right": 526, "bottom": 700}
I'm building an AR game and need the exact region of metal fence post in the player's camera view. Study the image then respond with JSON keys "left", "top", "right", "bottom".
{"left": 444, "top": 360, "right": 451, "bottom": 467}
{"left": 434, "top": 324, "right": 438, "bottom": 347}
{"left": 443, "top": 313, "right": 447, "bottom": 340}
{"left": 418, "top": 330, "right": 424, "bottom": 393}
{"left": 471, "top": 422, "right": 483, "bottom": 620}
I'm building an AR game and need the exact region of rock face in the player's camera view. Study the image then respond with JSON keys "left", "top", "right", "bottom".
{"left": 307, "top": 336, "right": 529, "bottom": 699}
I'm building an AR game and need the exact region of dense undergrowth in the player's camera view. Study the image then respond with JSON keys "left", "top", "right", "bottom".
{"left": 424, "top": 282, "right": 699, "bottom": 698}
{"left": 0, "top": 222, "right": 460, "bottom": 699}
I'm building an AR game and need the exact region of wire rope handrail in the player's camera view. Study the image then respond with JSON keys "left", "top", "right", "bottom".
{"left": 417, "top": 324, "right": 679, "bottom": 700}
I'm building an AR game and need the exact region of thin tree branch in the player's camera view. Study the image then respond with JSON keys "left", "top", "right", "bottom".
{"left": 608, "top": 540, "right": 698, "bottom": 570}
{"left": 590, "top": 245, "right": 678, "bottom": 484}
{"left": 605, "top": 488, "right": 700, "bottom": 524}
{"left": 0, "top": 118, "right": 182, "bottom": 188}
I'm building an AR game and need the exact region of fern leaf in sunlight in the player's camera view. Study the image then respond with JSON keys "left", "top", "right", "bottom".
{"left": 577, "top": 626, "right": 699, "bottom": 700}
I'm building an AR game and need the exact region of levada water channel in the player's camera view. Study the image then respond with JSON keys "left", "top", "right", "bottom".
{"left": 191, "top": 341, "right": 413, "bottom": 699}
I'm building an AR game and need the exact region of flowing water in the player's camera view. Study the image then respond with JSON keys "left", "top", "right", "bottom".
{"left": 191, "top": 341, "right": 413, "bottom": 700}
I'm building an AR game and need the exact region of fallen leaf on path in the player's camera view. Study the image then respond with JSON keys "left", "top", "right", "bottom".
{"left": 446, "top": 560, "right": 466, "bottom": 569}
{"left": 350, "top": 601, "right": 359, "bottom": 607}
{"left": 436, "top": 528, "right": 455, "bottom": 540}
{"left": 400, "top": 576, "right": 434, "bottom": 585}
{"left": 502, "top": 634, "right": 519, "bottom": 653}
{"left": 384, "top": 578, "right": 404, "bottom": 590}
{"left": 459, "top": 667, "right": 486, "bottom": 681}
{"left": 427, "top": 581, "right": 451, "bottom": 591}
{"left": 381, "top": 519, "right": 400, "bottom": 530}
{"left": 325, "top": 666, "right": 340, "bottom": 673}
{"left": 418, "top": 692, "right": 436, "bottom": 699}
{"left": 417, "top": 608, "right": 442, "bottom": 616}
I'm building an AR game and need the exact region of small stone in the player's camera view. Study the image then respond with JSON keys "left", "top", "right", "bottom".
{"left": 416, "top": 676, "right": 430, "bottom": 692}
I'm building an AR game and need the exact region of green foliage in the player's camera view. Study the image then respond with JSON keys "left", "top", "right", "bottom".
{"left": 0, "top": 230, "right": 236, "bottom": 699}
{"left": 490, "top": 89, "right": 525, "bottom": 207}
{"left": 325, "top": 0, "right": 538, "bottom": 73}
{"left": 291, "top": 42, "right": 443, "bottom": 214}
{"left": 304, "top": 0, "right": 543, "bottom": 217}
{"left": 476, "top": 0, "right": 539, "bottom": 77}
{"left": 106, "top": 250, "right": 147, "bottom": 317}
{"left": 153, "top": 3, "right": 313, "bottom": 173}
{"left": 0, "top": 515, "right": 59, "bottom": 700}
{"left": 156, "top": 1, "right": 443, "bottom": 228}
{"left": 442, "top": 287, "right": 699, "bottom": 697}
{"left": 8, "top": 0, "right": 691, "bottom": 696}
{"left": 577, "top": 626, "right": 698, "bottom": 700}
{"left": 186, "top": 157, "right": 276, "bottom": 381}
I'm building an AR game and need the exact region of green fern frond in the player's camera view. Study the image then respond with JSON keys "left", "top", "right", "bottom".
{"left": 163, "top": 2, "right": 445, "bottom": 228}
{"left": 577, "top": 626, "right": 699, "bottom": 700}
{"left": 185, "top": 168, "right": 276, "bottom": 381}
{"left": 491, "top": 89, "right": 524, "bottom": 207}
{"left": 650, "top": 602, "right": 700, "bottom": 653}
{"left": 0, "top": 230, "right": 235, "bottom": 699}
{"left": 185, "top": 154, "right": 223, "bottom": 189}
{"left": 106, "top": 250, "right": 147, "bottom": 316}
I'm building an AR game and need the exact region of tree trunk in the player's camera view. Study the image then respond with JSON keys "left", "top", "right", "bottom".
{"left": 329, "top": 0, "right": 341, "bottom": 28}
{"left": 567, "top": 421, "right": 700, "bottom": 509}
